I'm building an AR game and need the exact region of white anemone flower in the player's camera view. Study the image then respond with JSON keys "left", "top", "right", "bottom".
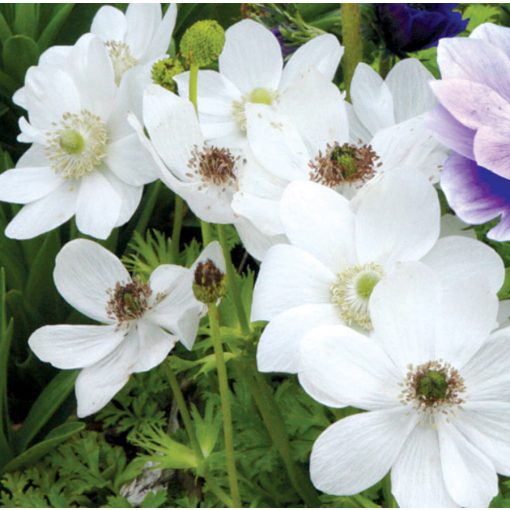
{"left": 348, "top": 58, "right": 449, "bottom": 183}
{"left": 91, "top": 3, "right": 177, "bottom": 85}
{"left": 300, "top": 263, "right": 510, "bottom": 508}
{"left": 174, "top": 19, "right": 343, "bottom": 148}
{"left": 0, "top": 34, "right": 158, "bottom": 240}
{"left": 29, "top": 239, "right": 224, "bottom": 417}
{"left": 252, "top": 174, "right": 504, "bottom": 374}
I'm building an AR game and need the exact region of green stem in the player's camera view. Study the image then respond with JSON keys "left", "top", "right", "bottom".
{"left": 217, "top": 224, "right": 250, "bottom": 336}
{"left": 208, "top": 303, "right": 242, "bottom": 507}
{"left": 163, "top": 361, "right": 201, "bottom": 456}
{"left": 189, "top": 63, "right": 199, "bottom": 112}
{"left": 134, "top": 181, "right": 162, "bottom": 235}
{"left": 202, "top": 468, "right": 235, "bottom": 507}
{"left": 378, "top": 50, "right": 394, "bottom": 79}
{"left": 352, "top": 494, "right": 381, "bottom": 508}
{"left": 200, "top": 220, "right": 213, "bottom": 246}
{"left": 170, "top": 195, "right": 185, "bottom": 264}
{"left": 244, "top": 359, "right": 320, "bottom": 507}
{"left": 382, "top": 473, "right": 397, "bottom": 508}
{"left": 341, "top": 3, "right": 363, "bottom": 99}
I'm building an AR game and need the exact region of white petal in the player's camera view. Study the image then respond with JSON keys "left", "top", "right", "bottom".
{"left": 219, "top": 19, "right": 282, "bottom": 94}
{"left": 278, "top": 71, "right": 349, "bottom": 152}
{"left": 103, "top": 172, "right": 143, "bottom": 227}
{"left": 299, "top": 324, "right": 401, "bottom": 410}
{"left": 125, "top": 3, "right": 162, "bottom": 59}
{"left": 75, "top": 332, "right": 138, "bottom": 417}
{"left": 439, "top": 213, "right": 476, "bottom": 239}
{"left": 0, "top": 166, "right": 62, "bottom": 204}
{"left": 497, "top": 300, "right": 510, "bottom": 329}
{"left": 354, "top": 170, "right": 440, "bottom": 266}
{"left": 392, "top": 424, "right": 457, "bottom": 508}
{"left": 5, "top": 184, "right": 77, "bottom": 240}
{"left": 90, "top": 5, "right": 127, "bottom": 41}
{"left": 234, "top": 218, "right": 285, "bottom": 262}
{"left": 350, "top": 63, "right": 394, "bottom": 135}
{"left": 232, "top": 192, "right": 283, "bottom": 237}
{"left": 106, "top": 132, "right": 159, "bottom": 186}
{"left": 245, "top": 103, "right": 310, "bottom": 182}
{"left": 385, "top": 58, "right": 437, "bottom": 122}
{"left": 370, "top": 262, "right": 440, "bottom": 368}
{"left": 281, "top": 181, "right": 356, "bottom": 272}
{"left": 251, "top": 244, "right": 334, "bottom": 321}
{"left": 54, "top": 239, "right": 129, "bottom": 323}
{"left": 144, "top": 4, "right": 177, "bottom": 61}
{"left": 143, "top": 85, "right": 201, "bottom": 179}
{"left": 438, "top": 419, "right": 498, "bottom": 508}
{"left": 310, "top": 409, "right": 416, "bottom": 496}
{"left": 257, "top": 304, "right": 341, "bottom": 374}
{"left": 75, "top": 171, "right": 122, "bottom": 240}
{"left": 191, "top": 240, "right": 226, "bottom": 274}
{"left": 345, "top": 102, "right": 371, "bottom": 143}
{"left": 423, "top": 235, "right": 504, "bottom": 295}
{"left": 280, "top": 34, "right": 343, "bottom": 90}
{"left": 471, "top": 22, "right": 510, "bottom": 56}
{"left": 29, "top": 324, "right": 124, "bottom": 369}
{"left": 453, "top": 401, "right": 510, "bottom": 476}
{"left": 133, "top": 320, "right": 176, "bottom": 372}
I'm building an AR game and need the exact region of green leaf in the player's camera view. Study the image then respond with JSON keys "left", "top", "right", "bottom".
{"left": 13, "top": 369, "right": 78, "bottom": 453}
{"left": 13, "top": 4, "right": 39, "bottom": 38}
{"left": 2, "top": 421, "right": 84, "bottom": 473}
{"left": 499, "top": 267, "right": 510, "bottom": 300}
{"left": 0, "top": 69, "right": 19, "bottom": 97}
{"left": 2, "top": 34, "right": 40, "bottom": 84}
{"left": 0, "top": 12, "right": 12, "bottom": 44}
{"left": 37, "top": 4, "right": 74, "bottom": 51}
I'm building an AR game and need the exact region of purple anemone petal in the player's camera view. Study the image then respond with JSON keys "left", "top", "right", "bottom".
{"left": 474, "top": 126, "right": 510, "bottom": 180}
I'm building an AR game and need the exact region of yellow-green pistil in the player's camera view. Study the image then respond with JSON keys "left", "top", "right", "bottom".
{"left": 59, "top": 130, "right": 85, "bottom": 155}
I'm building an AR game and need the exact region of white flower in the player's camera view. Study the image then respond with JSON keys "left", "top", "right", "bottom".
{"left": 28, "top": 239, "right": 224, "bottom": 417}
{"left": 0, "top": 34, "right": 158, "bottom": 240}
{"left": 348, "top": 58, "right": 449, "bottom": 183}
{"left": 174, "top": 19, "right": 343, "bottom": 148}
{"left": 299, "top": 263, "right": 510, "bottom": 508}
{"left": 252, "top": 173, "right": 504, "bottom": 374}
{"left": 91, "top": 3, "right": 177, "bottom": 85}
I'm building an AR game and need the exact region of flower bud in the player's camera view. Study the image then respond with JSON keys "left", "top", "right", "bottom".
{"left": 151, "top": 57, "right": 185, "bottom": 93}
{"left": 192, "top": 258, "right": 226, "bottom": 304}
{"left": 180, "top": 20, "right": 225, "bottom": 68}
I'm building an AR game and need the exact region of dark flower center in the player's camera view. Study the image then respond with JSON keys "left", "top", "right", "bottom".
{"left": 189, "top": 145, "right": 239, "bottom": 188}
{"left": 107, "top": 280, "right": 152, "bottom": 323}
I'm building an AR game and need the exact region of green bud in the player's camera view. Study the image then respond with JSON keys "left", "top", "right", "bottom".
{"left": 151, "top": 57, "right": 185, "bottom": 93}
{"left": 192, "top": 259, "right": 226, "bottom": 304}
{"left": 180, "top": 20, "right": 225, "bottom": 68}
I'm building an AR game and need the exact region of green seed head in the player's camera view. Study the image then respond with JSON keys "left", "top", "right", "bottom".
{"left": 356, "top": 272, "right": 380, "bottom": 300}
{"left": 248, "top": 87, "right": 274, "bottom": 105}
{"left": 59, "top": 130, "right": 85, "bottom": 155}
{"left": 330, "top": 145, "right": 358, "bottom": 179}
{"left": 192, "top": 259, "right": 226, "bottom": 304}
{"left": 416, "top": 370, "right": 449, "bottom": 401}
{"left": 151, "top": 57, "right": 185, "bottom": 93}
{"left": 180, "top": 20, "right": 225, "bottom": 68}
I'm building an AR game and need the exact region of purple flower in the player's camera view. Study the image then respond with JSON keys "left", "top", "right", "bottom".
{"left": 430, "top": 23, "right": 510, "bottom": 240}
{"left": 376, "top": 4, "right": 468, "bottom": 55}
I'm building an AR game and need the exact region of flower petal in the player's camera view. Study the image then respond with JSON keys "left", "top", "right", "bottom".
{"left": 0, "top": 166, "right": 63, "bottom": 204}
{"left": 392, "top": 424, "right": 457, "bottom": 508}
{"left": 75, "top": 331, "right": 138, "bottom": 417}
{"left": 280, "top": 33, "right": 343, "bottom": 89}
{"left": 299, "top": 324, "right": 401, "bottom": 410}
{"left": 251, "top": 244, "right": 334, "bottom": 321}
{"left": 257, "top": 304, "right": 341, "bottom": 374}
{"left": 133, "top": 320, "right": 177, "bottom": 372}
{"left": 350, "top": 63, "right": 395, "bottom": 135}
{"left": 144, "top": 4, "right": 177, "bottom": 61}
{"left": 280, "top": 181, "right": 356, "bottom": 273}
{"left": 29, "top": 324, "right": 125, "bottom": 369}
{"left": 125, "top": 3, "right": 162, "bottom": 59}
{"left": 75, "top": 171, "right": 122, "bottom": 240}
{"left": 310, "top": 409, "right": 416, "bottom": 496}
{"left": 219, "top": 19, "right": 283, "bottom": 94}
{"left": 474, "top": 125, "right": 510, "bottom": 180}
{"left": 471, "top": 22, "right": 510, "bottom": 56}
{"left": 354, "top": 170, "right": 440, "bottom": 266}
{"left": 5, "top": 184, "right": 77, "bottom": 240}
{"left": 437, "top": 418, "right": 498, "bottom": 508}
{"left": 54, "top": 238, "right": 129, "bottom": 323}
{"left": 90, "top": 5, "right": 127, "bottom": 41}
{"left": 103, "top": 171, "right": 143, "bottom": 227}
{"left": 234, "top": 218, "right": 286, "bottom": 262}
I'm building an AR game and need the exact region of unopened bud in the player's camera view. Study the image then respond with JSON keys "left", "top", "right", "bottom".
{"left": 192, "top": 259, "right": 226, "bottom": 304}
{"left": 180, "top": 20, "right": 225, "bottom": 68}
{"left": 151, "top": 57, "right": 185, "bottom": 93}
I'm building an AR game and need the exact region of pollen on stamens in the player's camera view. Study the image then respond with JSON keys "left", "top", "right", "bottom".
{"left": 309, "top": 142, "right": 381, "bottom": 189}
{"left": 330, "top": 262, "right": 384, "bottom": 330}
{"left": 105, "top": 40, "right": 138, "bottom": 84}
{"left": 187, "top": 144, "right": 239, "bottom": 189}
{"left": 400, "top": 360, "right": 466, "bottom": 415}
{"left": 46, "top": 110, "right": 108, "bottom": 180}
{"left": 106, "top": 279, "right": 152, "bottom": 325}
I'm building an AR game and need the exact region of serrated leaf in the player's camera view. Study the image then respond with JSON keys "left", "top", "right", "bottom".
{"left": 2, "top": 421, "right": 84, "bottom": 473}
{"left": 3, "top": 34, "right": 39, "bottom": 84}
{"left": 13, "top": 369, "right": 78, "bottom": 453}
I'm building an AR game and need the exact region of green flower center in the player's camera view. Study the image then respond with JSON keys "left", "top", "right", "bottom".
{"left": 248, "top": 87, "right": 274, "bottom": 105}
{"left": 59, "top": 130, "right": 85, "bottom": 155}
{"left": 416, "top": 370, "right": 448, "bottom": 401}
{"left": 356, "top": 272, "right": 380, "bottom": 300}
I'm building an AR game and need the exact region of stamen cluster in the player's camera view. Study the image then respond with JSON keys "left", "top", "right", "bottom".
{"left": 192, "top": 259, "right": 226, "bottom": 304}
{"left": 309, "top": 142, "right": 381, "bottom": 188}
{"left": 188, "top": 145, "right": 239, "bottom": 189}
{"left": 400, "top": 359, "right": 466, "bottom": 414}
{"left": 106, "top": 279, "right": 152, "bottom": 324}
{"left": 105, "top": 40, "right": 138, "bottom": 84}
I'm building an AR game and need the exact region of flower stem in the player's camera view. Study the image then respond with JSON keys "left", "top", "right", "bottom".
{"left": 134, "top": 180, "right": 162, "bottom": 235}
{"left": 189, "top": 63, "right": 199, "bottom": 113}
{"left": 382, "top": 473, "right": 397, "bottom": 508}
{"left": 341, "top": 3, "right": 363, "bottom": 99}
{"left": 216, "top": 224, "right": 251, "bottom": 336}
{"left": 208, "top": 302, "right": 242, "bottom": 507}
{"left": 245, "top": 362, "right": 321, "bottom": 507}
{"left": 352, "top": 494, "right": 382, "bottom": 508}
{"left": 170, "top": 195, "right": 185, "bottom": 263}
{"left": 378, "top": 50, "right": 394, "bottom": 79}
